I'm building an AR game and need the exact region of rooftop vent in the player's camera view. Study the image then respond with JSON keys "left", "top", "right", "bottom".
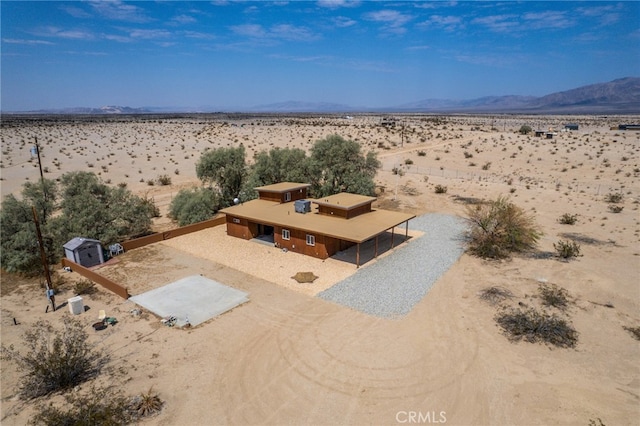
{"left": 294, "top": 199, "right": 311, "bottom": 214}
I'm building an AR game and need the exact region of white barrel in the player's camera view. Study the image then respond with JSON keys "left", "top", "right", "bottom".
{"left": 68, "top": 296, "right": 84, "bottom": 315}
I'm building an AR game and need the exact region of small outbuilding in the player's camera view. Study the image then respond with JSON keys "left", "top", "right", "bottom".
{"left": 565, "top": 123, "right": 579, "bottom": 131}
{"left": 63, "top": 237, "right": 105, "bottom": 268}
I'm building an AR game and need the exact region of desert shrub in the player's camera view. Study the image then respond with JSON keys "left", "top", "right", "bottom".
{"left": 464, "top": 151, "right": 473, "bottom": 159}
{"left": 156, "top": 174, "right": 171, "bottom": 186}
{"left": 608, "top": 204, "right": 624, "bottom": 213}
{"left": 518, "top": 125, "right": 532, "bottom": 135}
{"left": 404, "top": 158, "right": 413, "bottom": 165}
{"left": 73, "top": 279, "right": 96, "bottom": 295}
{"left": 495, "top": 307, "right": 578, "bottom": 348}
{"left": 146, "top": 179, "right": 155, "bottom": 186}
{"left": 554, "top": 239, "right": 581, "bottom": 259}
{"left": 558, "top": 213, "right": 578, "bottom": 225}
{"left": 481, "top": 162, "right": 492, "bottom": 170}
{"left": 434, "top": 184, "right": 448, "bottom": 194}
{"left": 130, "top": 387, "right": 164, "bottom": 418}
{"left": 466, "top": 196, "right": 542, "bottom": 259}
{"left": 623, "top": 326, "right": 640, "bottom": 341}
{"left": 417, "top": 150, "right": 426, "bottom": 157}
{"left": 30, "top": 385, "right": 133, "bottom": 426}
{"left": 1, "top": 317, "right": 109, "bottom": 399}
{"left": 538, "top": 283, "right": 570, "bottom": 310}
{"left": 604, "top": 192, "right": 623, "bottom": 203}
{"left": 479, "top": 286, "right": 514, "bottom": 305}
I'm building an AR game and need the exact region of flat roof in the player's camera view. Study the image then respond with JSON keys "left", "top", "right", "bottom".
{"left": 313, "top": 193, "right": 377, "bottom": 210}
{"left": 255, "top": 182, "right": 311, "bottom": 193}
{"left": 221, "top": 198, "right": 415, "bottom": 243}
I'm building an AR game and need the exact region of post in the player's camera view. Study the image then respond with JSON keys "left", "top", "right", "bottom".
{"left": 33, "top": 137, "right": 48, "bottom": 224}
{"left": 32, "top": 206, "right": 54, "bottom": 311}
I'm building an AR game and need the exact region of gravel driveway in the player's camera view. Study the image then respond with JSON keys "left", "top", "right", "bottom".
{"left": 318, "top": 214, "right": 468, "bottom": 318}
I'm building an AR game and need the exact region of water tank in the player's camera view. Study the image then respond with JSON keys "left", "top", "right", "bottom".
{"left": 294, "top": 199, "right": 311, "bottom": 214}
{"left": 68, "top": 296, "right": 84, "bottom": 315}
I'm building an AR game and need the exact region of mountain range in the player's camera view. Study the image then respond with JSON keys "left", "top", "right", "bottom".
{"left": 13, "top": 77, "right": 640, "bottom": 115}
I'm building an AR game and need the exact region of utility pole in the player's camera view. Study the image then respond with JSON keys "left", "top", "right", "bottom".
{"left": 33, "top": 137, "right": 48, "bottom": 224}
{"left": 32, "top": 206, "right": 54, "bottom": 311}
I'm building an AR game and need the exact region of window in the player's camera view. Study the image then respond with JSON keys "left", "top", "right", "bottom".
{"left": 306, "top": 234, "right": 315, "bottom": 246}
{"left": 232, "top": 218, "right": 240, "bottom": 224}
{"left": 282, "top": 229, "right": 290, "bottom": 240}
{"left": 284, "top": 192, "right": 291, "bottom": 202}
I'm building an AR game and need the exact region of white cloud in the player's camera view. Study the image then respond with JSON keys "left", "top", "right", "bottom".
{"left": 471, "top": 14, "right": 519, "bottom": 33}
{"left": 2, "top": 38, "right": 54, "bottom": 45}
{"left": 171, "top": 14, "right": 197, "bottom": 25}
{"left": 231, "top": 23, "right": 319, "bottom": 42}
{"left": 522, "top": 11, "right": 574, "bottom": 30}
{"left": 419, "top": 14, "right": 462, "bottom": 31}
{"left": 364, "top": 10, "right": 413, "bottom": 35}
{"left": 128, "top": 29, "right": 172, "bottom": 39}
{"left": 60, "top": 5, "right": 92, "bottom": 19}
{"left": 89, "top": 0, "right": 149, "bottom": 23}
{"left": 36, "top": 26, "right": 95, "bottom": 40}
{"left": 332, "top": 16, "right": 357, "bottom": 28}
{"left": 317, "top": 0, "right": 360, "bottom": 9}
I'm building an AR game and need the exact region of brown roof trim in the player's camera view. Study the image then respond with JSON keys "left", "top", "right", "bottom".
{"left": 254, "top": 182, "right": 311, "bottom": 193}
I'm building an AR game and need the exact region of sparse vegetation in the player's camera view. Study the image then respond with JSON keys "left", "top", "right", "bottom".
{"left": 1, "top": 317, "right": 109, "bottom": 399}
{"left": 479, "top": 286, "right": 514, "bottom": 305}
{"left": 558, "top": 213, "right": 578, "bottom": 225}
{"left": 518, "top": 125, "right": 532, "bottom": 135}
{"left": 495, "top": 307, "right": 578, "bottom": 348}
{"left": 157, "top": 174, "right": 172, "bottom": 186}
{"left": 73, "top": 278, "right": 96, "bottom": 295}
{"left": 434, "top": 184, "right": 448, "bottom": 194}
{"left": 466, "top": 196, "right": 542, "bottom": 259}
{"left": 538, "top": 283, "right": 570, "bottom": 310}
{"left": 554, "top": 239, "right": 581, "bottom": 259}
{"left": 604, "top": 192, "right": 623, "bottom": 203}
{"left": 623, "top": 326, "right": 640, "bottom": 341}
{"left": 608, "top": 204, "right": 624, "bottom": 213}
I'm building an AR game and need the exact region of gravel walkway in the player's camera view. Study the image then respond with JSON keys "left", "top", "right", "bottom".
{"left": 318, "top": 214, "right": 468, "bottom": 318}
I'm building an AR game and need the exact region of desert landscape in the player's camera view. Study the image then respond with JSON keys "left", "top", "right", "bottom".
{"left": 1, "top": 113, "right": 639, "bottom": 425}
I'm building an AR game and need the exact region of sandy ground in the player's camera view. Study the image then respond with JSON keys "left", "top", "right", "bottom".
{"left": 1, "top": 114, "right": 639, "bottom": 425}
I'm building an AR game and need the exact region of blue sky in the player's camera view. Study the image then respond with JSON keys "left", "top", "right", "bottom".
{"left": 2, "top": 1, "right": 639, "bottom": 111}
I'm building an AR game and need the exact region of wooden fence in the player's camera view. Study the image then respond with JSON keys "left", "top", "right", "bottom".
{"left": 61, "top": 215, "right": 226, "bottom": 299}
{"left": 61, "top": 258, "right": 130, "bottom": 299}
{"left": 122, "top": 215, "right": 226, "bottom": 251}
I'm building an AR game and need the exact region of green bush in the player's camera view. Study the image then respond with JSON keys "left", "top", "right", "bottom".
{"left": 554, "top": 240, "right": 581, "bottom": 259}
{"left": 1, "top": 317, "right": 108, "bottom": 399}
{"left": 169, "top": 187, "right": 219, "bottom": 226}
{"left": 466, "top": 196, "right": 542, "bottom": 259}
{"left": 157, "top": 174, "right": 172, "bottom": 186}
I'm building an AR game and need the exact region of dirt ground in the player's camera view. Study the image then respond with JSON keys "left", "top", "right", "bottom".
{"left": 1, "top": 114, "right": 639, "bottom": 425}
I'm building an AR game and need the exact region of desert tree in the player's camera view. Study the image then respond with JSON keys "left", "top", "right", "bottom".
{"left": 307, "top": 135, "right": 380, "bottom": 197}
{"left": 169, "top": 187, "right": 220, "bottom": 226}
{"left": 196, "top": 146, "right": 247, "bottom": 207}
{"left": 518, "top": 125, "right": 532, "bottom": 135}
{"left": 48, "top": 171, "right": 155, "bottom": 250}
{"left": 242, "top": 147, "right": 309, "bottom": 200}
{"left": 0, "top": 179, "right": 58, "bottom": 276}
{"left": 466, "top": 196, "right": 542, "bottom": 259}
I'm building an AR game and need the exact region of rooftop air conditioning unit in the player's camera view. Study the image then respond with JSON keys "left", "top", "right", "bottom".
{"left": 294, "top": 199, "right": 311, "bottom": 214}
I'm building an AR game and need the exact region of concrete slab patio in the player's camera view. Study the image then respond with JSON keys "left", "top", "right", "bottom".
{"left": 129, "top": 275, "right": 249, "bottom": 327}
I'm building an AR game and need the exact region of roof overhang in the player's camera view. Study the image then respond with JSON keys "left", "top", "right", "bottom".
{"left": 221, "top": 198, "right": 415, "bottom": 243}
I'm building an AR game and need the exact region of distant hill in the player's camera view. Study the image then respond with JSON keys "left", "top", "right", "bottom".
{"left": 7, "top": 77, "right": 638, "bottom": 114}
{"left": 397, "top": 77, "right": 639, "bottom": 113}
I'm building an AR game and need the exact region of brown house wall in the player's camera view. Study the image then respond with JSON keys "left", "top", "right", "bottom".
{"left": 274, "top": 226, "right": 334, "bottom": 259}
{"left": 317, "top": 203, "right": 372, "bottom": 219}
{"left": 258, "top": 188, "right": 308, "bottom": 203}
{"left": 225, "top": 216, "right": 256, "bottom": 240}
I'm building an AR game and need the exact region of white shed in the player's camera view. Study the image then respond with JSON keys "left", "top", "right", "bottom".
{"left": 63, "top": 237, "right": 104, "bottom": 268}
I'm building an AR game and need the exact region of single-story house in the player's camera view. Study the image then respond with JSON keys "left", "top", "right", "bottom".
{"left": 564, "top": 124, "right": 579, "bottom": 131}
{"left": 63, "top": 237, "right": 105, "bottom": 268}
{"left": 220, "top": 182, "right": 416, "bottom": 267}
